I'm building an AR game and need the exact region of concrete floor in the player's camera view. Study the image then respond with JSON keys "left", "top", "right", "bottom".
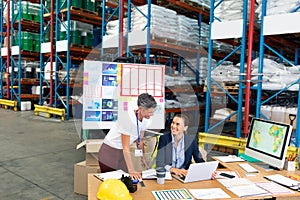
{"left": 0, "top": 108, "right": 229, "bottom": 200}
{"left": 0, "top": 109, "right": 88, "bottom": 200}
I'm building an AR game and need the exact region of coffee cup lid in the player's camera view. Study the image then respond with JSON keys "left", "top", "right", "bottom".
{"left": 156, "top": 167, "right": 166, "bottom": 172}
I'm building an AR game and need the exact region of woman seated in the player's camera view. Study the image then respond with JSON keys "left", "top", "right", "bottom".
{"left": 156, "top": 114, "right": 205, "bottom": 177}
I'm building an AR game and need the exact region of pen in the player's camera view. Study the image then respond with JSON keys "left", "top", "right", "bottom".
{"left": 287, "top": 153, "right": 296, "bottom": 161}
{"left": 139, "top": 179, "right": 145, "bottom": 187}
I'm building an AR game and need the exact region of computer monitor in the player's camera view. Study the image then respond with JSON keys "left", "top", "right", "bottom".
{"left": 245, "top": 118, "right": 293, "bottom": 170}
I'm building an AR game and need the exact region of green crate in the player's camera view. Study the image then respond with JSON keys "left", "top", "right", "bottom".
{"left": 70, "top": 30, "right": 82, "bottom": 45}
{"left": 15, "top": 37, "right": 32, "bottom": 46}
{"left": 60, "top": 0, "right": 83, "bottom": 9}
{"left": 14, "top": 13, "right": 32, "bottom": 21}
{"left": 44, "top": 34, "right": 50, "bottom": 42}
{"left": 83, "top": 38, "right": 93, "bottom": 47}
{"left": 70, "top": 30, "right": 81, "bottom": 38}
{"left": 33, "top": 43, "right": 40, "bottom": 52}
{"left": 20, "top": 42, "right": 33, "bottom": 51}
{"left": 59, "top": 31, "right": 67, "bottom": 41}
{"left": 15, "top": 32, "right": 33, "bottom": 43}
{"left": 70, "top": 36, "right": 81, "bottom": 45}
{"left": 33, "top": 33, "right": 40, "bottom": 41}
{"left": 21, "top": 32, "right": 33, "bottom": 39}
{"left": 43, "top": 29, "right": 56, "bottom": 42}
{"left": 83, "top": 0, "right": 95, "bottom": 12}
{"left": 32, "top": 14, "right": 40, "bottom": 23}
{"left": 82, "top": 32, "right": 93, "bottom": 47}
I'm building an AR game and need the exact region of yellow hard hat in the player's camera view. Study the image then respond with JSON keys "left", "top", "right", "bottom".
{"left": 97, "top": 178, "right": 133, "bottom": 200}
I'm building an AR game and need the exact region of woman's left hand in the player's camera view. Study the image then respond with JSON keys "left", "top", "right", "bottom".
{"left": 211, "top": 171, "right": 218, "bottom": 179}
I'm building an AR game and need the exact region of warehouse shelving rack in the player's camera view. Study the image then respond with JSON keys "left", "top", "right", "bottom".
{"left": 39, "top": 0, "right": 101, "bottom": 120}
{"left": 125, "top": 0, "right": 209, "bottom": 68}
{"left": 256, "top": 0, "right": 300, "bottom": 146}
{"left": 0, "top": 0, "right": 40, "bottom": 110}
{"left": 0, "top": 0, "right": 4, "bottom": 99}
{"left": 205, "top": 0, "right": 250, "bottom": 138}
{"left": 101, "top": 0, "right": 210, "bottom": 129}
{"left": 102, "top": 0, "right": 209, "bottom": 74}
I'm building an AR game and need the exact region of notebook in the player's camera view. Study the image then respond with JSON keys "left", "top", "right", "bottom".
{"left": 173, "top": 161, "right": 219, "bottom": 183}
{"left": 142, "top": 169, "right": 172, "bottom": 180}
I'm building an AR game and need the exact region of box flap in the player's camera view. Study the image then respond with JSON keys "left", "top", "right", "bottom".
{"left": 76, "top": 139, "right": 104, "bottom": 153}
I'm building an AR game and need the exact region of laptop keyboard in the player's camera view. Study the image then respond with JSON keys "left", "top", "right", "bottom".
{"left": 181, "top": 175, "right": 186, "bottom": 181}
{"left": 173, "top": 174, "right": 186, "bottom": 181}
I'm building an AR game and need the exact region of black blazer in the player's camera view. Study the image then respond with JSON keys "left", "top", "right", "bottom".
{"left": 156, "top": 133, "right": 205, "bottom": 170}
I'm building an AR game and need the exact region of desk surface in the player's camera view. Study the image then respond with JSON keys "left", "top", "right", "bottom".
{"left": 88, "top": 161, "right": 300, "bottom": 200}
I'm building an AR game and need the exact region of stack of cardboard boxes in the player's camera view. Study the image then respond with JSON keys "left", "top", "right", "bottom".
{"left": 74, "top": 139, "right": 103, "bottom": 195}
{"left": 73, "top": 136, "right": 158, "bottom": 195}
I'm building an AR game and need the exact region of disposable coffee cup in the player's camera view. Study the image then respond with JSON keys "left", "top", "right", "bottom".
{"left": 156, "top": 167, "right": 166, "bottom": 184}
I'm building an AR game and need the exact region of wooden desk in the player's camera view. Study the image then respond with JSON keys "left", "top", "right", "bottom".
{"left": 88, "top": 162, "right": 300, "bottom": 200}
{"left": 217, "top": 160, "right": 300, "bottom": 200}
{"left": 88, "top": 174, "right": 243, "bottom": 200}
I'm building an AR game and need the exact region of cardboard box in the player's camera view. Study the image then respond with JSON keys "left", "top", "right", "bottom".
{"left": 86, "top": 153, "right": 99, "bottom": 166}
{"left": 86, "top": 139, "right": 103, "bottom": 166}
{"left": 74, "top": 161, "right": 100, "bottom": 195}
{"left": 77, "top": 139, "right": 104, "bottom": 166}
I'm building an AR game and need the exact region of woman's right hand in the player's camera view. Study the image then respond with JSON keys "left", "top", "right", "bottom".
{"left": 129, "top": 171, "right": 142, "bottom": 180}
{"left": 170, "top": 168, "right": 187, "bottom": 177}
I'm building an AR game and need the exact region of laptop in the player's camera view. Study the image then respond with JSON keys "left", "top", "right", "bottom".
{"left": 173, "top": 161, "right": 219, "bottom": 183}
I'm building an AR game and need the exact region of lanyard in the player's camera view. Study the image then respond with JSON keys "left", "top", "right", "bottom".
{"left": 136, "top": 110, "right": 141, "bottom": 148}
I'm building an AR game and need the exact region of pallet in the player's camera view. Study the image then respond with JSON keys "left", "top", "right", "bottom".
{"left": 157, "top": 0, "right": 210, "bottom": 18}
{"left": 44, "top": 6, "right": 101, "bottom": 26}
{"left": 178, "top": 0, "right": 199, "bottom": 7}
{"left": 177, "top": 41, "right": 199, "bottom": 49}
{"left": 61, "top": 6, "right": 98, "bottom": 16}
{"left": 204, "top": 83, "right": 239, "bottom": 94}
{"left": 151, "top": 34, "right": 177, "bottom": 45}
{"left": 13, "top": 19, "right": 40, "bottom": 33}
{"left": 70, "top": 43, "right": 93, "bottom": 49}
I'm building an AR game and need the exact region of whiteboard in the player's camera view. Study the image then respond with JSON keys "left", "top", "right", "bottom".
{"left": 83, "top": 61, "right": 165, "bottom": 130}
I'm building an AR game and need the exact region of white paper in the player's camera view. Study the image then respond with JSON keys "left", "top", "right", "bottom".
{"left": 227, "top": 185, "right": 270, "bottom": 197}
{"left": 214, "top": 155, "right": 245, "bottom": 163}
{"left": 94, "top": 169, "right": 129, "bottom": 181}
{"left": 218, "top": 178, "right": 253, "bottom": 188}
{"left": 142, "top": 169, "right": 172, "bottom": 180}
{"left": 189, "top": 188, "right": 231, "bottom": 199}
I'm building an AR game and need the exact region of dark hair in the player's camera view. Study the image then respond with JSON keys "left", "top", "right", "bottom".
{"left": 137, "top": 93, "right": 157, "bottom": 109}
{"left": 174, "top": 114, "right": 189, "bottom": 127}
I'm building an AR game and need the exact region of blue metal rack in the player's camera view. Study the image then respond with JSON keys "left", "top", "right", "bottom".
{"left": 1, "top": 0, "right": 40, "bottom": 109}
{"left": 256, "top": 0, "right": 300, "bottom": 147}
{"left": 205, "top": 0, "right": 249, "bottom": 138}
{"left": 56, "top": 0, "right": 71, "bottom": 119}
{"left": 39, "top": 0, "right": 57, "bottom": 110}
{"left": 39, "top": 0, "right": 50, "bottom": 107}
{"left": 39, "top": 0, "right": 101, "bottom": 120}
{"left": 0, "top": 0, "right": 4, "bottom": 99}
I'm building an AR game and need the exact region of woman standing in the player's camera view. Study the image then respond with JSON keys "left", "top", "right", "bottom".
{"left": 98, "top": 93, "right": 157, "bottom": 180}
